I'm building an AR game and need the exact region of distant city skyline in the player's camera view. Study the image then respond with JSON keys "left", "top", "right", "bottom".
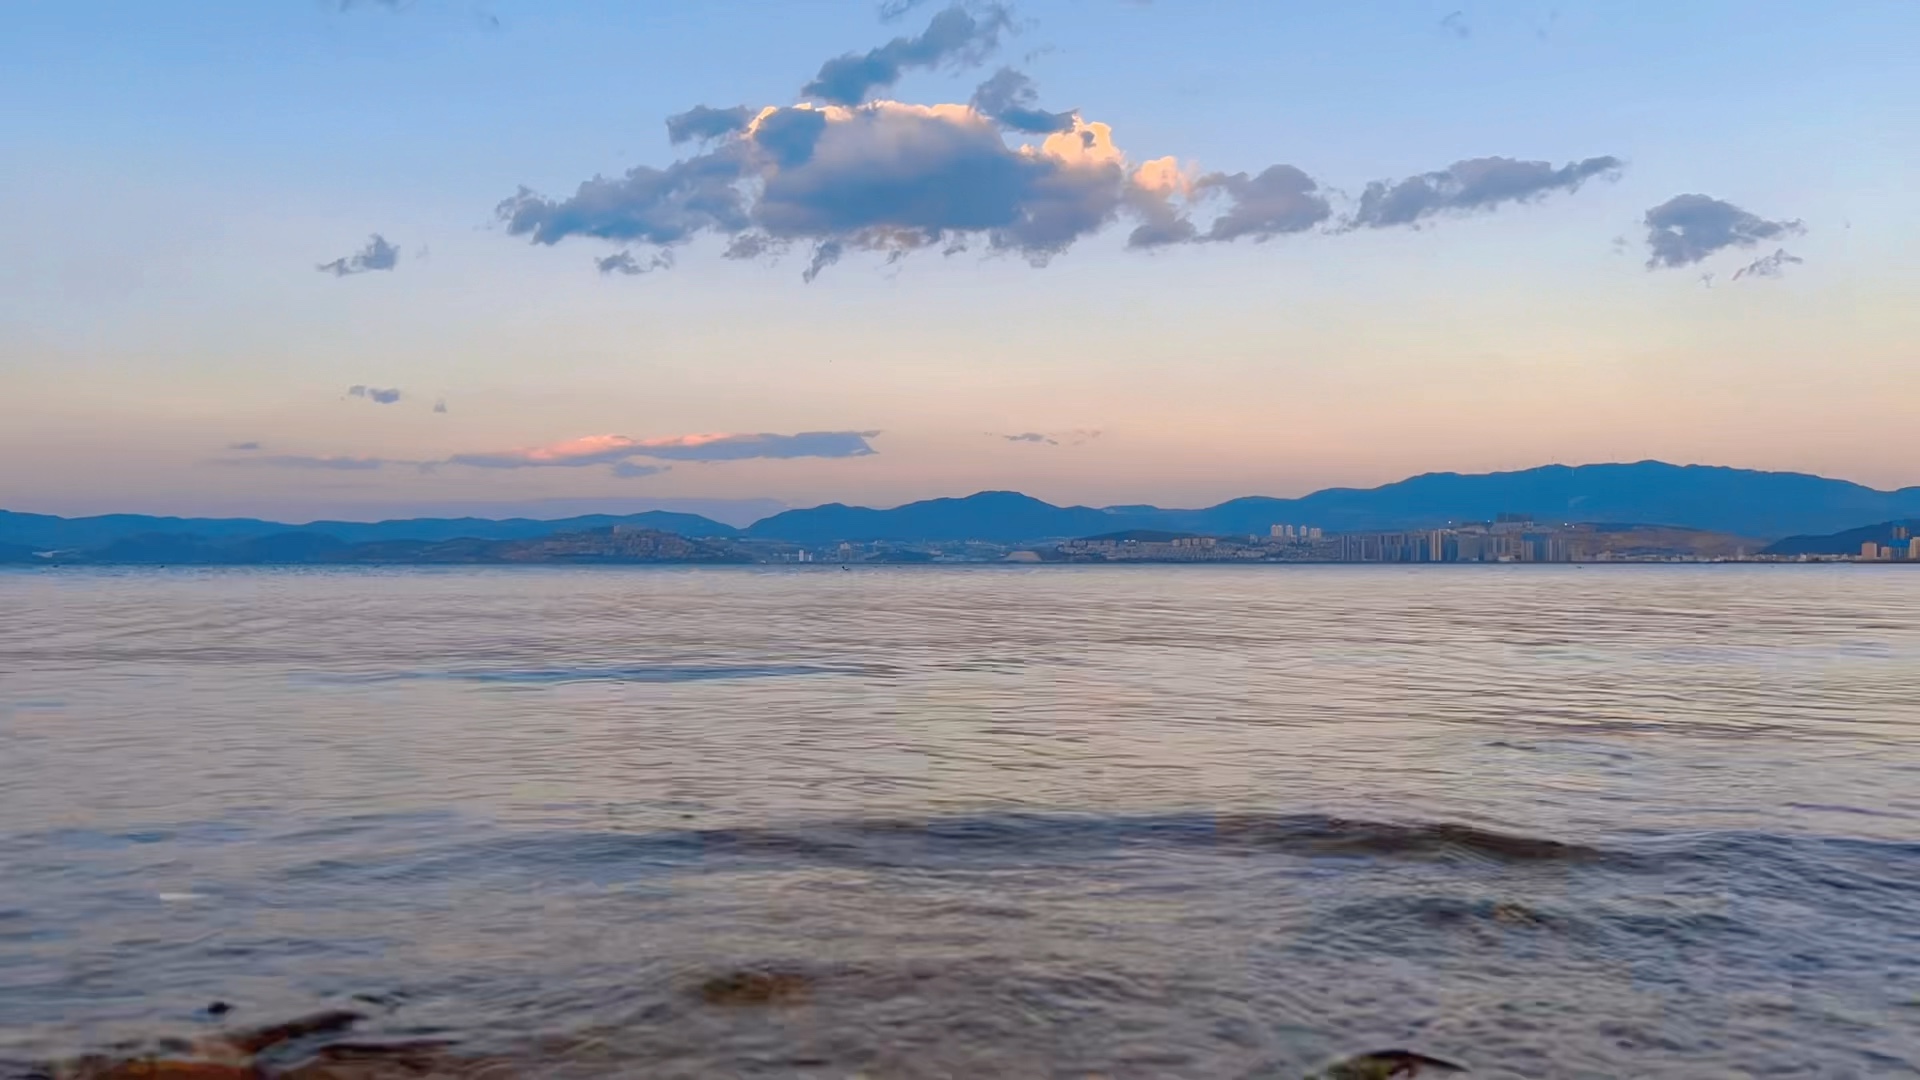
{"left": 4, "top": 1, "right": 1916, "bottom": 519}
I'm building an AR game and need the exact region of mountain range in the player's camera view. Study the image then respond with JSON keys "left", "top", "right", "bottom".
{"left": 5, "top": 462, "right": 1918, "bottom": 558}
{"left": 19, "top": 527, "right": 752, "bottom": 567}
{"left": 0, "top": 508, "right": 739, "bottom": 552}
{"left": 713, "top": 461, "right": 1920, "bottom": 543}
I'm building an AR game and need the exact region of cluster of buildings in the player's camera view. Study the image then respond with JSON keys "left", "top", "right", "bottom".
{"left": 749, "top": 517, "right": 1919, "bottom": 566}
{"left": 1060, "top": 532, "right": 1265, "bottom": 561}
{"left": 1331, "top": 515, "right": 1576, "bottom": 563}
{"left": 1045, "top": 515, "right": 1604, "bottom": 564}
{"left": 1051, "top": 514, "right": 1744, "bottom": 564}
{"left": 528, "top": 526, "right": 717, "bottom": 560}
{"left": 1859, "top": 526, "right": 1920, "bottom": 562}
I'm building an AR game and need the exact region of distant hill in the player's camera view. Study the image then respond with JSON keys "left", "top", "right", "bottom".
{"left": 1078, "top": 530, "right": 1202, "bottom": 543}
{"left": 1559, "top": 523, "right": 1760, "bottom": 561}
{"left": 1153, "top": 463, "right": 1920, "bottom": 540}
{"left": 0, "top": 508, "right": 738, "bottom": 551}
{"left": 1762, "top": 519, "right": 1920, "bottom": 557}
{"left": 743, "top": 491, "right": 1120, "bottom": 544}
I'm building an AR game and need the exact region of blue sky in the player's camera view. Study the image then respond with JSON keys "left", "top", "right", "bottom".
{"left": 2, "top": 0, "right": 1915, "bottom": 522}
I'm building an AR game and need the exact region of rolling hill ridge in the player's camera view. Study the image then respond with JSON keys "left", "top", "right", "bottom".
{"left": 6, "top": 461, "right": 1918, "bottom": 557}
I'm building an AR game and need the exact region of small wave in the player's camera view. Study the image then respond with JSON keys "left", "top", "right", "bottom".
{"left": 306, "top": 663, "right": 863, "bottom": 686}
{"left": 276, "top": 812, "right": 1615, "bottom": 888}
{"left": 1203, "top": 814, "right": 1606, "bottom": 863}
{"left": 453, "top": 663, "right": 860, "bottom": 685}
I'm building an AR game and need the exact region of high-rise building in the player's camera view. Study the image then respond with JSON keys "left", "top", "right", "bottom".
{"left": 1909, "top": 536, "right": 1920, "bottom": 561}
{"left": 1270, "top": 524, "right": 1284, "bottom": 538}
{"left": 1861, "top": 541, "right": 1881, "bottom": 560}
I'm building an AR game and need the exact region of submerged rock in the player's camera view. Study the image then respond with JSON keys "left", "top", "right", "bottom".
{"left": 697, "top": 968, "right": 816, "bottom": 1006}
{"left": 37, "top": 1059, "right": 256, "bottom": 1079}
{"left": 275, "top": 1041, "right": 477, "bottom": 1079}
{"left": 1313, "top": 1049, "right": 1466, "bottom": 1078}
{"left": 222, "top": 1012, "right": 365, "bottom": 1057}
{"left": 28, "top": 1011, "right": 371, "bottom": 1080}
{"left": 1490, "top": 900, "right": 1543, "bottom": 926}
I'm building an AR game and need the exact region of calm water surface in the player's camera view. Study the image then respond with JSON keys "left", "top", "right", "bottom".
{"left": 1, "top": 566, "right": 1917, "bottom": 1078}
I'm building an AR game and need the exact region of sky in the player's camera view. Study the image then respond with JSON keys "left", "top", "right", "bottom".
{"left": 2, "top": 0, "right": 1916, "bottom": 524}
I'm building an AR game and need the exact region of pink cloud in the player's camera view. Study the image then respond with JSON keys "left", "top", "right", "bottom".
{"left": 448, "top": 430, "right": 879, "bottom": 468}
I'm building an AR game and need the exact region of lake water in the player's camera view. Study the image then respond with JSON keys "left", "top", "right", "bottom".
{"left": 1, "top": 566, "right": 1916, "bottom": 1078}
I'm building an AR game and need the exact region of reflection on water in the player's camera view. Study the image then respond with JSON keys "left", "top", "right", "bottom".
{"left": 1, "top": 565, "right": 1917, "bottom": 1077}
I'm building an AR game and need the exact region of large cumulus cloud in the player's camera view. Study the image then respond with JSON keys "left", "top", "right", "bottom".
{"left": 495, "top": 5, "right": 1625, "bottom": 280}
{"left": 503, "top": 101, "right": 1163, "bottom": 268}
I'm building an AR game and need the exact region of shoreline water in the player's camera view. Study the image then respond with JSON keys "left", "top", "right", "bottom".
{"left": 4, "top": 566, "right": 1916, "bottom": 1076}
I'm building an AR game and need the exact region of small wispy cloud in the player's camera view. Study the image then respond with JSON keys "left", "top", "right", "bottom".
{"left": 1191, "top": 165, "right": 1332, "bottom": 243}
{"left": 1642, "top": 194, "right": 1804, "bottom": 269}
{"left": 876, "top": 0, "right": 933, "bottom": 21}
{"left": 318, "top": 234, "right": 400, "bottom": 277}
{"left": 450, "top": 431, "right": 881, "bottom": 466}
{"left": 1439, "top": 10, "right": 1471, "bottom": 38}
{"left": 665, "top": 105, "right": 755, "bottom": 145}
{"left": 1347, "top": 156, "right": 1622, "bottom": 230}
{"left": 803, "top": 240, "right": 845, "bottom": 284}
{"left": 597, "top": 250, "right": 674, "bottom": 276}
{"left": 433, "top": 399, "right": 449, "bottom": 414}
{"left": 217, "top": 431, "right": 875, "bottom": 480}
{"left": 970, "top": 68, "right": 1075, "bottom": 134}
{"left": 226, "top": 441, "right": 262, "bottom": 452}
{"left": 996, "top": 428, "right": 1101, "bottom": 447}
{"left": 803, "top": 3, "right": 1012, "bottom": 105}
{"left": 348, "top": 385, "right": 404, "bottom": 405}
{"left": 230, "top": 454, "right": 394, "bottom": 471}
{"left": 1731, "top": 247, "right": 1804, "bottom": 281}
{"left": 448, "top": 431, "right": 882, "bottom": 474}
